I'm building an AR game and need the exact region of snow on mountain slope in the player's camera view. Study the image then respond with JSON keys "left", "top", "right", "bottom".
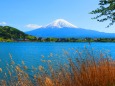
{"left": 26, "top": 19, "right": 115, "bottom": 38}
{"left": 43, "top": 19, "right": 77, "bottom": 28}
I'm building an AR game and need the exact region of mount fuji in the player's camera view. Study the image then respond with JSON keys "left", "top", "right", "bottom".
{"left": 26, "top": 19, "right": 115, "bottom": 38}
{"left": 44, "top": 19, "right": 77, "bottom": 28}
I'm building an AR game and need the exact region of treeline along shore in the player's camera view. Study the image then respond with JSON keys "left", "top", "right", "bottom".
{"left": 0, "top": 26, "right": 115, "bottom": 42}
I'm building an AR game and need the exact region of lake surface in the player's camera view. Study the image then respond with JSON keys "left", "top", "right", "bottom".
{"left": 0, "top": 42, "right": 115, "bottom": 68}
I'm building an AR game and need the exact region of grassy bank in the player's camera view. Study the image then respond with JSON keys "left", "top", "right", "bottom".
{"left": 0, "top": 48, "right": 115, "bottom": 86}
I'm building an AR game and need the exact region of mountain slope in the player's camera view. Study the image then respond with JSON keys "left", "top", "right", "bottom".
{"left": 26, "top": 19, "right": 115, "bottom": 38}
{"left": 26, "top": 27, "right": 115, "bottom": 38}
{"left": 0, "top": 26, "right": 36, "bottom": 41}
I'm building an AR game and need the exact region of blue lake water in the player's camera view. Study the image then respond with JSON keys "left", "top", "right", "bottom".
{"left": 0, "top": 42, "right": 115, "bottom": 68}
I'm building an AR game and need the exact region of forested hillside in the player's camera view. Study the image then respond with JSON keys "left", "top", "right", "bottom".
{"left": 0, "top": 26, "right": 37, "bottom": 41}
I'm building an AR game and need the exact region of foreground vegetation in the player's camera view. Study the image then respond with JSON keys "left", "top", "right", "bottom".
{"left": 91, "top": 0, "right": 115, "bottom": 27}
{"left": 0, "top": 48, "right": 115, "bottom": 86}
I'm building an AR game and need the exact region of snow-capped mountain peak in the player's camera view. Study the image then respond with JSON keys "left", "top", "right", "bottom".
{"left": 26, "top": 19, "right": 115, "bottom": 38}
{"left": 45, "top": 19, "right": 77, "bottom": 28}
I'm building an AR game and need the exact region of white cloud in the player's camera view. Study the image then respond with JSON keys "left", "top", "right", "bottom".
{"left": 25, "top": 24, "right": 42, "bottom": 29}
{"left": 0, "top": 22, "right": 7, "bottom": 25}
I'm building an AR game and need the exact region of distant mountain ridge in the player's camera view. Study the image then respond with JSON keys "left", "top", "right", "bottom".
{"left": 26, "top": 19, "right": 115, "bottom": 38}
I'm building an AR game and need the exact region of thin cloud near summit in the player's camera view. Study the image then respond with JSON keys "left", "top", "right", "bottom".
{"left": 25, "top": 24, "right": 42, "bottom": 29}
{"left": 0, "top": 22, "right": 7, "bottom": 25}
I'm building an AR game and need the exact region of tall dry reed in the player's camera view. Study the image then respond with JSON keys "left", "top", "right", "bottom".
{"left": 0, "top": 47, "right": 115, "bottom": 86}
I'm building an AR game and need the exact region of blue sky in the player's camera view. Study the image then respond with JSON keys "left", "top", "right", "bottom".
{"left": 0, "top": 0, "right": 114, "bottom": 33}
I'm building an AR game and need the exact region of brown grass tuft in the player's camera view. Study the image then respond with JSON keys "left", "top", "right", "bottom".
{"left": 0, "top": 48, "right": 115, "bottom": 86}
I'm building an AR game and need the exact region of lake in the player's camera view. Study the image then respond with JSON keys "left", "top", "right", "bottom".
{"left": 0, "top": 42, "right": 115, "bottom": 69}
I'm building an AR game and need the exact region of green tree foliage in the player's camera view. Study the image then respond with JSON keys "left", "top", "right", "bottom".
{"left": 0, "top": 26, "right": 37, "bottom": 41}
{"left": 0, "top": 26, "right": 26, "bottom": 39}
{"left": 90, "top": 0, "right": 115, "bottom": 27}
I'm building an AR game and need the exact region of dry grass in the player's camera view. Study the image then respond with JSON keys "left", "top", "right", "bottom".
{"left": 0, "top": 48, "right": 115, "bottom": 86}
